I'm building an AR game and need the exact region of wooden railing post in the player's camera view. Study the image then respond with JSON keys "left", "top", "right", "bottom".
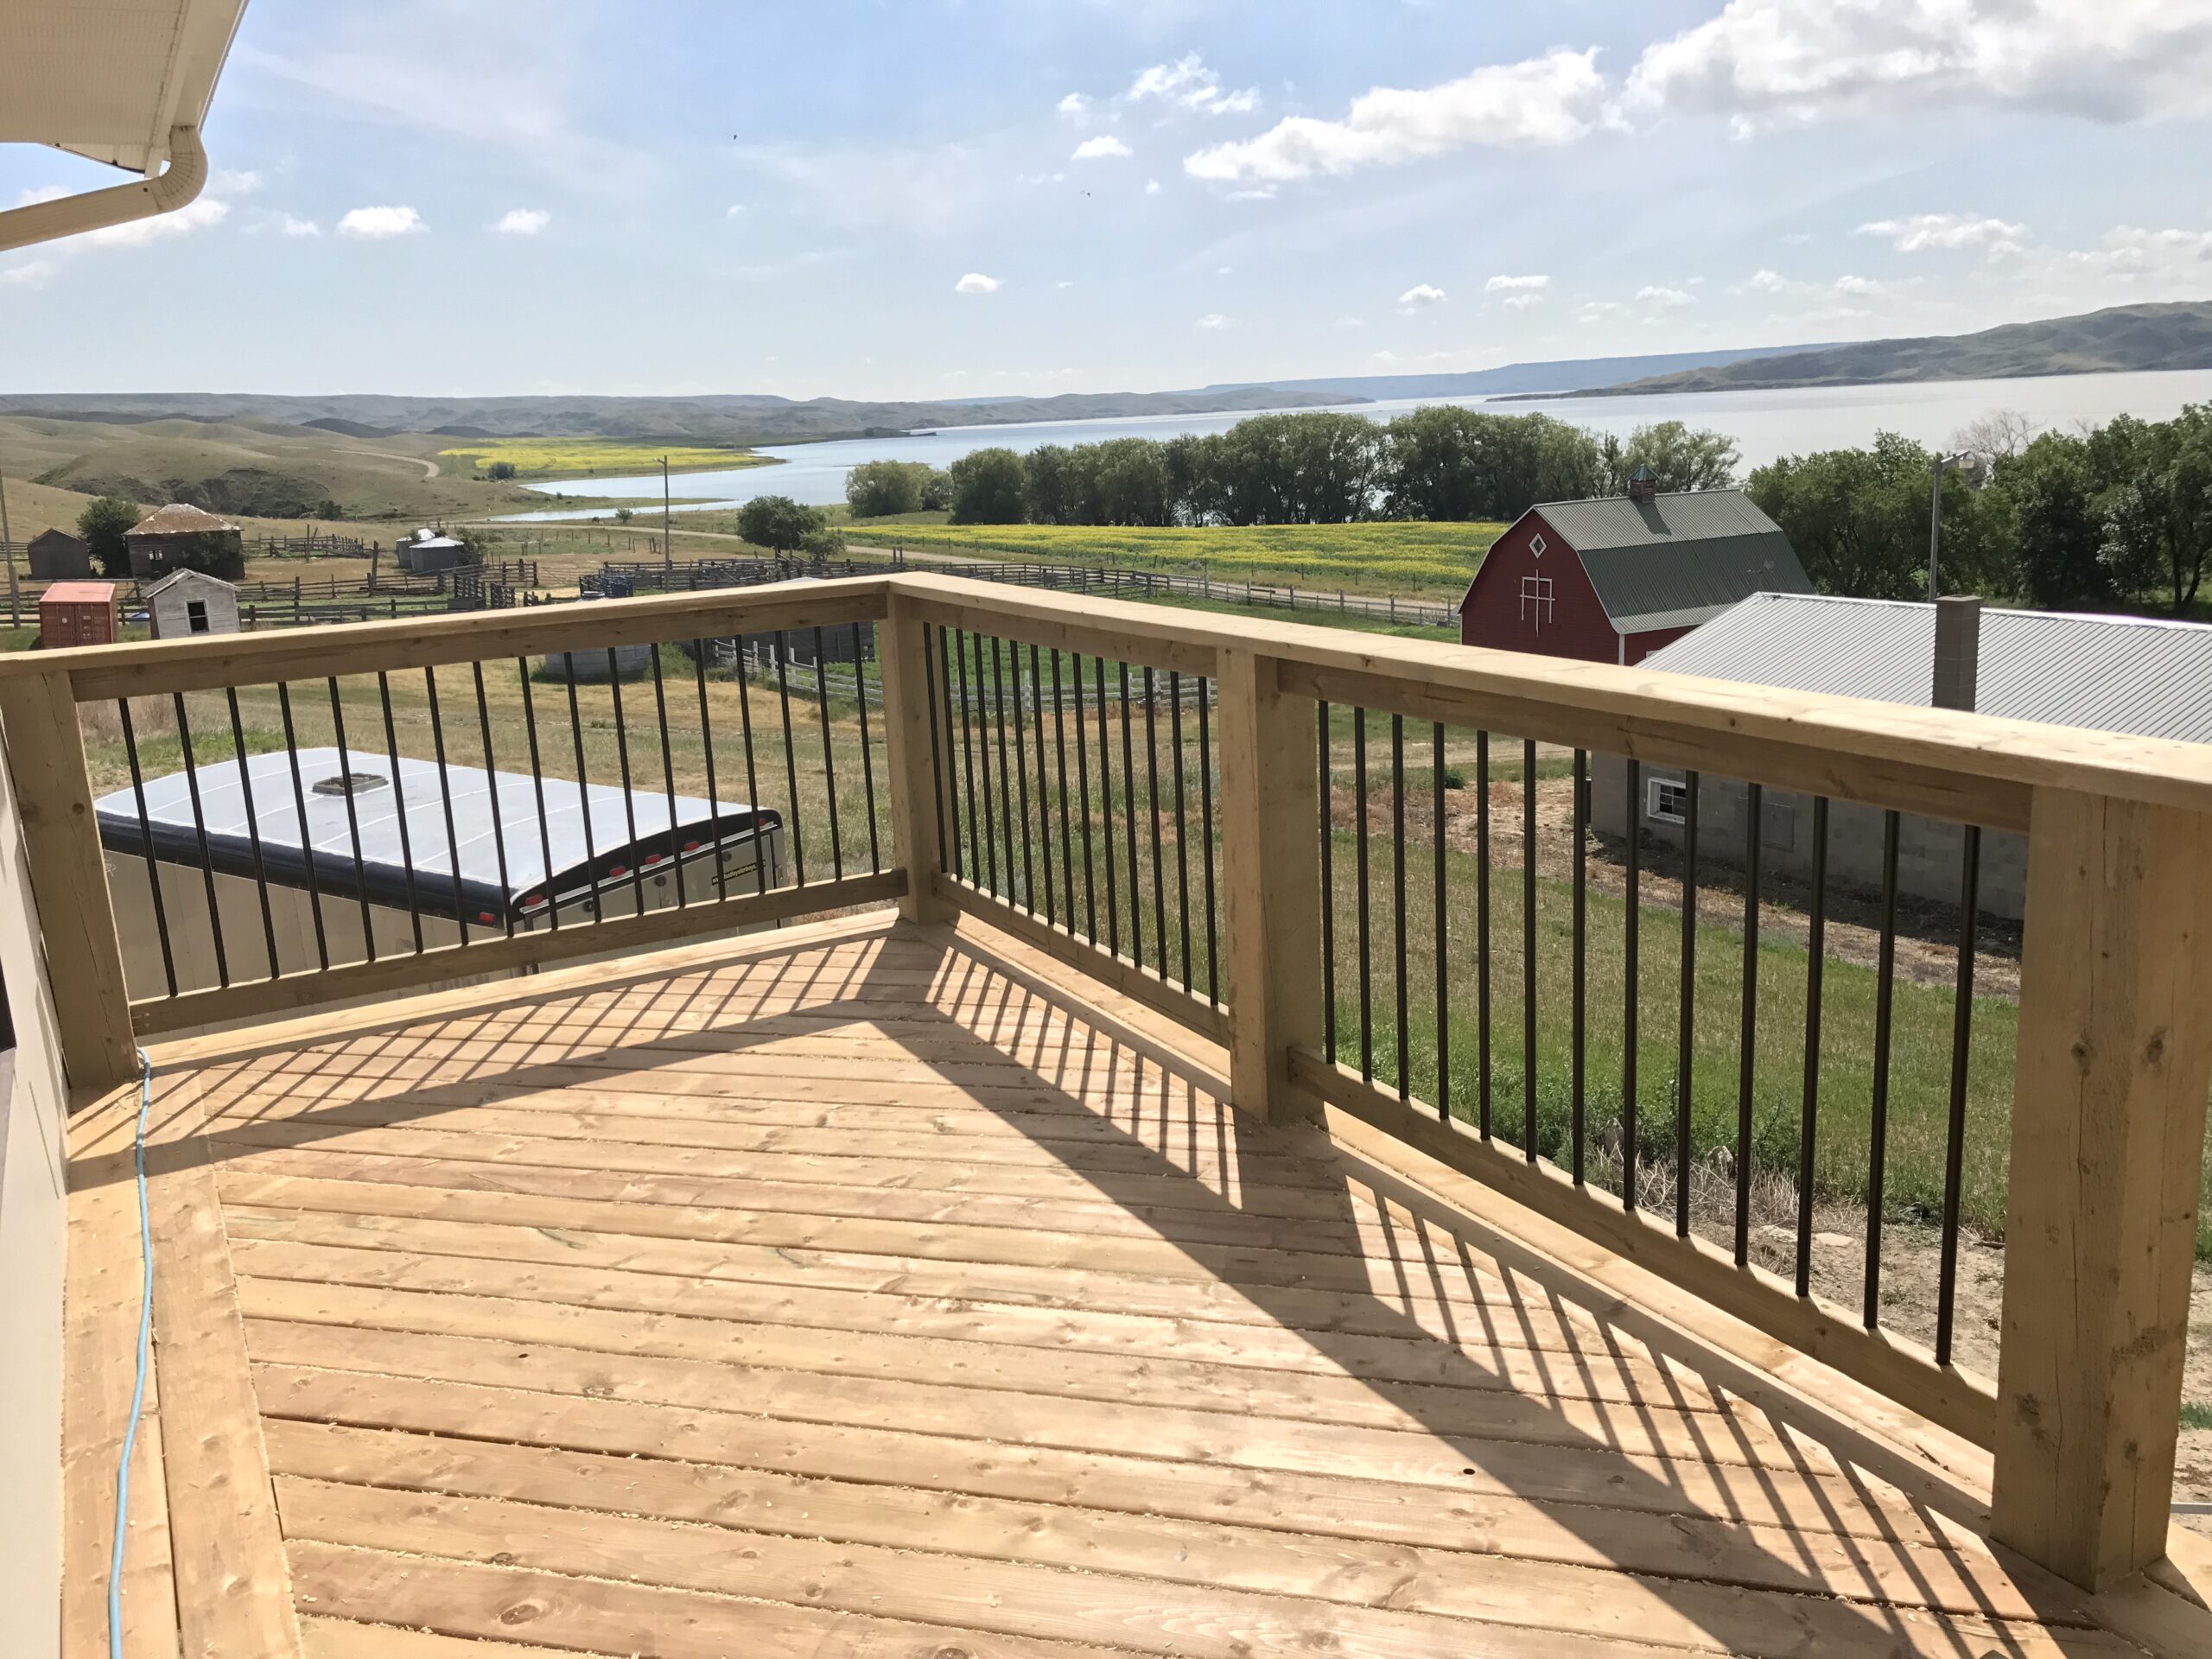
{"left": 1991, "top": 788, "right": 2212, "bottom": 1590}
{"left": 0, "top": 669, "right": 137, "bottom": 1094}
{"left": 880, "top": 589, "right": 954, "bottom": 924}
{"left": 1216, "top": 648, "right": 1324, "bottom": 1122}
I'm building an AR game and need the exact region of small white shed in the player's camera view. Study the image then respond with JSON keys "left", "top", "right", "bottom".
{"left": 144, "top": 568, "right": 241, "bottom": 639}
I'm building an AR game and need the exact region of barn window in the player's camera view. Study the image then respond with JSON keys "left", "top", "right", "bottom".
{"left": 1528, "top": 531, "right": 1548, "bottom": 558}
{"left": 1646, "top": 775, "right": 1689, "bottom": 824}
{"left": 1518, "top": 575, "right": 1554, "bottom": 629}
{"left": 186, "top": 600, "right": 209, "bottom": 633}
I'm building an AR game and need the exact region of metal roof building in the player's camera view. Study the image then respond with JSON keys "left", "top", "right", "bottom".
{"left": 1639, "top": 593, "right": 2212, "bottom": 745}
{"left": 95, "top": 747, "right": 781, "bottom": 925}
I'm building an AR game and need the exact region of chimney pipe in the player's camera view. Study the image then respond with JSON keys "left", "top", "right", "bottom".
{"left": 1932, "top": 594, "right": 1980, "bottom": 713}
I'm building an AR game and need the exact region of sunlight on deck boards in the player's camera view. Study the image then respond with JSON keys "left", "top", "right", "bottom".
{"left": 60, "top": 912, "right": 2178, "bottom": 1657}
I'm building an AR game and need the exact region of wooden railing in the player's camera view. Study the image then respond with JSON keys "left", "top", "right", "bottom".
{"left": 3, "top": 571, "right": 2209, "bottom": 1595}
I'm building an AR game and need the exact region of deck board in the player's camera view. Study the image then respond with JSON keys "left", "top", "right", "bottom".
{"left": 63, "top": 913, "right": 2192, "bottom": 1656}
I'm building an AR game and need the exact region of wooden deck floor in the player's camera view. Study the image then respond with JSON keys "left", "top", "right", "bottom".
{"left": 61, "top": 912, "right": 2199, "bottom": 1657}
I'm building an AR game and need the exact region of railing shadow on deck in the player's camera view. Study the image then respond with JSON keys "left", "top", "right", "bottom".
{"left": 86, "top": 923, "right": 2113, "bottom": 1656}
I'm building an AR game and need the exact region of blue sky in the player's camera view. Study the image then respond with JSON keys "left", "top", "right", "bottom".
{"left": 4, "top": 0, "right": 2209, "bottom": 398}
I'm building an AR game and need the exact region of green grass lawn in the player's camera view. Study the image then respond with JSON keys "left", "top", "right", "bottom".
{"left": 854, "top": 520, "right": 1501, "bottom": 598}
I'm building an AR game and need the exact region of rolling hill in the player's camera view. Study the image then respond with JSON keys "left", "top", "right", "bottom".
{"left": 1567, "top": 302, "right": 2212, "bottom": 397}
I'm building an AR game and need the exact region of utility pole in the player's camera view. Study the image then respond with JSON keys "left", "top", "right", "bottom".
{"left": 661, "top": 455, "right": 672, "bottom": 575}
{"left": 0, "top": 438, "right": 18, "bottom": 629}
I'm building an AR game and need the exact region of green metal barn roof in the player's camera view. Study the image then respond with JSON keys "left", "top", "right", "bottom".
{"left": 1526, "top": 488, "right": 1814, "bottom": 634}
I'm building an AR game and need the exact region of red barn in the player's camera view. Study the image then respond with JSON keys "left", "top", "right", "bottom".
{"left": 1458, "top": 471, "right": 1812, "bottom": 665}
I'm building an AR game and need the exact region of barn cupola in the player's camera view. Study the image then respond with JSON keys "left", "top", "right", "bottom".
{"left": 1625, "top": 463, "right": 1658, "bottom": 505}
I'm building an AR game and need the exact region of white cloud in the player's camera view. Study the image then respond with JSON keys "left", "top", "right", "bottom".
{"left": 1184, "top": 48, "right": 1604, "bottom": 184}
{"left": 2059, "top": 223, "right": 2212, "bottom": 277}
{"left": 1196, "top": 312, "right": 1230, "bottom": 329}
{"left": 1577, "top": 302, "right": 1622, "bottom": 322}
{"left": 211, "top": 168, "right": 264, "bottom": 195}
{"left": 493, "top": 207, "right": 550, "bottom": 235}
{"left": 1485, "top": 273, "right": 1550, "bottom": 292}
{"left": 1502, "top": 292, "right": 1545, "bottom": 311}
{"left": 0, "top": 259, "right": 55, "bottom": 289}
{"left": 1144, "top": 178, "right": 1163, "bottom": 196}
{"left": 1637, "top": 284, "right": 1697, "bottom": 308}
{"left": 1128, "top": 54, "right": 1258, "bottom": 117}
{"left": 1396, "top": 283, "right": 1448, "bottom": 307}
{"left": 1071, "top": 135, "right": 1133, "bottom": 161}
{"left": 1057, "top": 92, "right": 1090, "bottom": 117}
{"left": 954, "top": 271, "right": 1001, "bottom": 294}
{"left": 86, "top": 196, "right": 231, "bottom": 248}
{"left": 276, "top": 213, "right": 321, "bottom": 237}
{"left": 1627, "top": 0, "right": 2212, "bottom": 129}
{"left": 1055, "top": 278, "right": 1077, "bottom": 289}
{"left": 1857, "top": 213, "right": 2027, "bottom": 255}
{"left": 726, "top": 203, "right": 746, "bottom": 217}
{"left": 337, "top": 204, "right": 424, "bottom": 238}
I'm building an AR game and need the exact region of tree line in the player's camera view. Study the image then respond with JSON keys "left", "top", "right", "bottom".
{"left": 844, "top": 409, "right": 1741, "bottom": 528}
{"left": 1748, "top": 406, "right": 2212, "bottom": 614}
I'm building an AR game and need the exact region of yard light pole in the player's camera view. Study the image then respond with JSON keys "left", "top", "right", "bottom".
{"left": 1928, "top": 451, "right": 1971, "bottom": 601}
{"left": 660, "top": 454, "right": 672, "bottom": 575}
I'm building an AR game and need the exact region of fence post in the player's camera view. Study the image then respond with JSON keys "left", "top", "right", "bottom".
{"left": 1989, "top": 788, "right": 2212, "bottom": 1590}
{"left": 880, "top": 588, "right": 954, "bottom": 924}
{"left": 1215, "top": 647, "right": 1324, "bottom": 1123}
{"left": 0, "top": 668, "right": 137, "bottom": 1092}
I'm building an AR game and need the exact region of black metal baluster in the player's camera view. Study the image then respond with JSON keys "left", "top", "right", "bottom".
{"left": 811, "top": 627, "right": 842, "bottom": 882}
{"left": 1623, "top": 757, "right": 1640, "bottom": 1211}
{"left": 1864, "top": 809, "right": 1903, "bottom": 1328}
{"left": 1935, "top": 826, "right": 1982, "bottom": 1365}
{"left": 991, "top": 636, "right": 1016, "bottom": 900}
{"left": 1354, "top": 706, "right": 1372, "bottom": 1084}
{"left": 1735, "top": 783, "right": 1763, "bottom": 1266}
{"left": 775, "top": 637, "right": 806, "bottom": 888}
{"left": 563, "top": 664, "right": 601, "bottom": 920}
{"left": 374, "top": 672, "right": 425, "bottom": 953}
{"left": 1199, "top": 682, "right": 1219, "bottom": 1007}
{"left": 1796, "top": 797, "right": 1829, "bottom": 1296}
{"left": 1477, "top": 730, "right": 1491, "bottom": 1137}
{"left": 1170, "top": 671, "right": 1191, "bottom": 992}
{"left": 921, "top": 624, "right": 950, "bottom": 885}
{"left": 734, "top": 636, "right": 768, "bottom": 894}
{"left": 472, "top": 662, "right": 515, "bottom": 936}
{"left": 1676, "top": 770, "right": 1700, "bottom": 1238}
{"left": 1523, "top": 737, "right": 1537, "bottom": 1160}
{"left": 649, "top": 650, "right": 686, "bottom": 907}
{"left": 275, "top": 690, "right": 329, "bottom": 973}
{"left": 1095, "top": 657, "right": 1120, "bottom": 955}
{"left": 1572, "top": 749, "right": 1586, "bottom": 1178}
{"left": 425, "top": 665, "right": 474, "bottom": 944}
{"left": 1319, "top": 702, "right": 1335, "bottom": 1059}
{"left": 953, "top": 629, "right": 980, "bottom": 885}
{"left": 1119, "top": 664, "right": 1142, "bottom": 966}
{"left": 969, "top": 631, "right": 996, "bottom": 895}
{"left": 1030, "top": 645, "right": 1052, "bottom": 922}
{"left": 325, "top": 680, "right": 378, "bottom": 960}
{"left": 1007, "top": 640, "right": 1033, "bottom": 909}
{"left": 1392, "top": 715, "right": 1408, "bottom": 1099}
{"left": 1052, "top": 650, "right": 1077, "bottom": 926}
{"left": 1434, "top": 722, "right": 1449, "bottom": 1121}
{"left": 169, "top": 694, "right": 230, "bottom": 987}
{"left": 118, "top": 700, "right": 177, "bottom": 996}
{"left": 518, "top": 661, "right": 563, "bottom": 928}
{"left": 223, "top": 686, "right": 280, "bottom": 979}
{"left": 1144, "top": 667, "right": 1166, "bottom": 978}
{"left": 1075, "top": 654, "right": 1099, "bottom": 940}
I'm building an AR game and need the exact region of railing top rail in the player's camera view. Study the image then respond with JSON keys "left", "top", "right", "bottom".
{"left": 888, "top": 573, "right": 2212, "bottom": 821}
{"left": 12, "top": 575, "right": 895, "bottom": 702}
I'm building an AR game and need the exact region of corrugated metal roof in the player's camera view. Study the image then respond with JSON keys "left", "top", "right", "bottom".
{"left": 129, "top": 501, "right": 237, "bottom": 536}
{"left": 1529, "top": 490, "right": 1815, "bottom": 634}
{"left": 1642, "top": 594, "right": 2212, "bottom": 745}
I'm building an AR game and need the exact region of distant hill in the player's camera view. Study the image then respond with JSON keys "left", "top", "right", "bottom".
{"left": 1218, "top": 346, "right": 1831, "bottom": 403}
{"left": 1564, "top": 302, "right": 2212, "bottom": 397}
{"left": 0, "top": 385, "right": 1353, "bottom": 444}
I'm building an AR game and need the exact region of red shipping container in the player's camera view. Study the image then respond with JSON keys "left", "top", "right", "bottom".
{"left": 40, "top": 581, "right": 120, "bottom": 647}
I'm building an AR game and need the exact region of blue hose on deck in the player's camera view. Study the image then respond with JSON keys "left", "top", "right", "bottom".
{"left": 108, "top": 1047, "right": 154, "bottom": 1659}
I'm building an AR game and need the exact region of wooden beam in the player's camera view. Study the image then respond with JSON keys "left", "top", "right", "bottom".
{"left": 1216, "top": 650, "right": 1325, "bottom": 1122}
{"left": 0, "top": 667, "right": 137, "bottom": 1090}
{"left": 1991, "top": 789, "right": 2212, "bottom": 1591}
{"left": 1288, "top": 1048, "right": 1999, "bottom": 1446}
{"left": 880, "top": 591, "right": 955, "bottom": 923}
{"left": 130, "top": 870, "right": 905, "bottom": 1037}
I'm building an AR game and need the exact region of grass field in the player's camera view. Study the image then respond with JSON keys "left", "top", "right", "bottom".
{"left": 849, "top": 519, "right": 1503, "bottom": 598}
{"left": 437, "top": 438, "right": 779, "bottom": 481}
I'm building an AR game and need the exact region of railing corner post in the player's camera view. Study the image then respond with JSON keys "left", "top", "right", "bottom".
{"left": 1216, "top": 648, "right": 1324, "bottom": 1124}
{"left": 880, "top": 588, "right": 955, "bottom": 925}
{"left": 0, "top": 669, "right": 137, "bottom": 1095}
{"left": 1991, "top": 787, "right": 2212, "bottom": 1590}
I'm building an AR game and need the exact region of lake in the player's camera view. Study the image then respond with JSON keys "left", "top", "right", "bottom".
{"left": 499, "top": 368, "right": 2212, "bottom": 520}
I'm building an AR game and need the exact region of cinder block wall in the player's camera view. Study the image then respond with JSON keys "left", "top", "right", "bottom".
{"left": 1588, "top": 755, "right": 2027, "bottom": 921}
